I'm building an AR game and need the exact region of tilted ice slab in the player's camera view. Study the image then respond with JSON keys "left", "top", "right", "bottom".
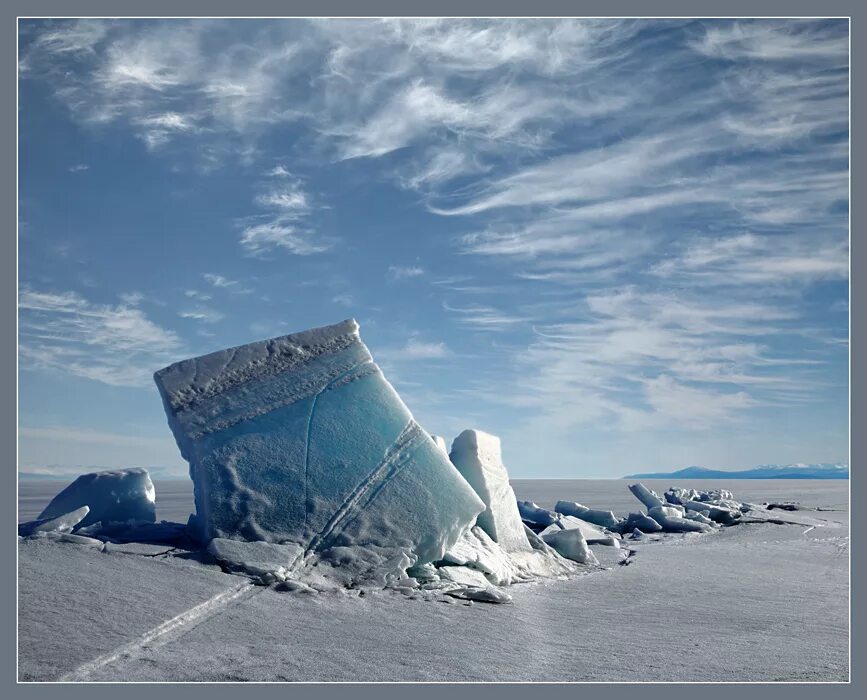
{"left": 628, "top": 483, "right": 665, "bottom": 510}
{"left": 38, "top": 468, "right": 156, "bottom": 530}
{"left": 19, "top": 506, "right": 90, "bottom": 537}
{"left": 449, "top": 429, "right": 532, "bottom": 553}
{"left": 154, "top": 319, "right": 484, "bottom": 584}
{"left": 554, "top": 501, "right": 620, "bottom": 529}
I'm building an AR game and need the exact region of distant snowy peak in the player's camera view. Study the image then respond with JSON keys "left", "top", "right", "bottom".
{"left": 623, "top": 463, "right": 849, "bottom": 480}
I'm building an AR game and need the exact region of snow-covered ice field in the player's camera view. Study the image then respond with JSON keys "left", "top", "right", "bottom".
{"left": 18, "top": 478, "right": 848, "bottom": 682}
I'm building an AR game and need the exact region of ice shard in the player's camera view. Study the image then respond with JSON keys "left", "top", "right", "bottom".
{"left": 449, "top": 429, "right": 532, "bottom": 553}
{"left": 18, "top": 506, "right": 90, "bottom": 537}
{"left": 154, "top": 319, "right": 484, "bottom": 582}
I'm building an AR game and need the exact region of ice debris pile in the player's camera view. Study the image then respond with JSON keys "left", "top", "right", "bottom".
{"left": 16, "top": 319, "right": 809, "bottom": 604}
{"left": 517, "top": 482, "right": 758, "bottom": 545}
{"left": 17, "top": 468, "right": 178, "bottom": 543}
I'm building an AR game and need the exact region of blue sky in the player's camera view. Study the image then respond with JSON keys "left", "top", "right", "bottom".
{"left": 18, "top": 18, "right": 849, "bottom": 479}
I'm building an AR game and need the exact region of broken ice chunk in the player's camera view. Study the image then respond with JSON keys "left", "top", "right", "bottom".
{"left": 445, "top": 585, "right": 512, "bottom": 604}
{"left": 441, "top": 525, "right": 518, "bottom": 586}
{"left": 622, "top": 512, "right": 663, "bottom": 533}
{"left": 207, "top": 538, "right": 303, "bottom": 580}
{"left": 449, "top": 429, "right": 532, "bottom": 552}
{"left": 37, "top": 468, "right": 156, "bottom": 530}
{"left": 648, "top": 506, "right": 711, "bottom": 533}
{"left": 554, "top": 501, "right": 619, "bottom": 529}
{"left": 628, "top": 483, "right": 665, "bottom": 510}
{"left": 684, "top": 500, "right": 741, "bottom": 524}
{"left": 517, "top": 501, "right": 559, "bottom": 529}
{"left": 18, "top": 506, "right": 90, "bottom": 537}
{"left": 542, "top": 528, "right": 599, "bottom": 566}
{"left": 154, "top": 319, "right": 484, "bottom": 582}
{"left": 541, "top": 515, "right": 613, "bottom": 543}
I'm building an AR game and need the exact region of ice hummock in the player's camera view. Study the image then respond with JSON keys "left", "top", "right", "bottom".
{"left": 37, "top": 468, "right": 156, "bottom": 530}
{"left": 154, "top": 319, "right": 484, "bottom": 584}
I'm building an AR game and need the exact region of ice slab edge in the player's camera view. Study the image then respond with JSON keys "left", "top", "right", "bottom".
{"left": 154, "top": 319, "right": 485, "bottom": 584}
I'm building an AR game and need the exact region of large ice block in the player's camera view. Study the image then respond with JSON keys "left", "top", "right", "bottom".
{"left": 37, "top": 468, "right": 156, "bottom": 529}
{"left": 449, "top": 429, "right": 532, "bottom": 553}
{"left": 154, "top": 319, "right": 484, "bottom": 581}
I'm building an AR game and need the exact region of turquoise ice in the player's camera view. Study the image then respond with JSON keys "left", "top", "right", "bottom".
{"left": 154, "top": 319, "right": 484, "bottom": 581}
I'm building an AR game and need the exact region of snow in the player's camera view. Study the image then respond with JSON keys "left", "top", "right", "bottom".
{"left": 18, "top": 479, "right": 848, "bottom": 681}
{"left": 18, "top": 506, "right": 90, "bottom": 537}
{"left": 37, "top": 468, "right": 155, "bottom": 530}
{"left": 449, "top": 429, "right": 532, "bottom": 552}
{"left": 154, "top": 319, "right": 484, "bottom": 584}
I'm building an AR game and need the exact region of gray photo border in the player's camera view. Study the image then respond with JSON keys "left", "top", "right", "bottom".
{"left": 3, "top": 1, "right": 862, "bottom": 699}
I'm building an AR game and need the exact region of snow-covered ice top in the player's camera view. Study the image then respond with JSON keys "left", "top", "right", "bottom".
{"left": 154, "top": 319, "right": 484, "bottom": 583}
{"left": 38, "top": 468, "right": 156, "bottom": 529}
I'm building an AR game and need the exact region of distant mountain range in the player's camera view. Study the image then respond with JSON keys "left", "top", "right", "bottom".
{"left": 19, "top": 466, "right": 186, "bottom": 481}
{"left": 623, "top": 463, "right": 849, "bottom": 480}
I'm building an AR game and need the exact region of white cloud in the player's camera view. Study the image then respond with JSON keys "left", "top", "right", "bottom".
{"left": 266, "top": 164, "right": 291, "bottom": 177}
{"left": 31, "top": 20, "right": 109, "bottom": 55}
{"left": 652, "top": 233, "right": 849, "bottom": 285}
{"left": 689, "top": 21, "right": 848, "bottom": 63}
{"left": 19, "top": 288, "right": 182, "bottom": 387}
{"left": 184, "top": 289, "right": 212, "bottom": 300}
{"left": 240, "top": 221, "right": 329, "bottom": 256}
{"left": 402, "top": 339, "right": 452, "bottom": 359}
{"left": 240, "top": 177, "right": 327, "bottom": 256}
{"left": 203, "top": 273, "right": 238, "bottom": 288}
{"left": 442, "top": 301, "right": 526, "bottom": 331}
{"left": 68, "top": 163, "right": 89, "bottom": 172}
{"left": 388, "top": 265, "right": 424, "bottom": 280}
{"left": 119, "top": 291, "right": 144, "bottom": 305}
{"left": 255, "top": 182, "right": 310, "bottom": 215}
{"left": 383, "top": 339, "right": 453, "bottom": 361}
{"left": 178, "top": 307, "right": 224, "bottom": 323}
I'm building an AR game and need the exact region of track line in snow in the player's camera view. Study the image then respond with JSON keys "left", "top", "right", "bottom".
{"left": 58, "top": 581, "right": 259, "bottom": 682}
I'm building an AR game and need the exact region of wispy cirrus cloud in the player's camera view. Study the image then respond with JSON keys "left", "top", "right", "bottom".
{"left": 388, "top": 265, "right": 424, "bottom": 280}
{"left": 18, "top": 18, "right": 848, "bottom": 463}
{"left": 19, "top": 288, "right": 182, "bottom": 387}
{"left": 239, "top": 175, "right": 329, "bottom": 256}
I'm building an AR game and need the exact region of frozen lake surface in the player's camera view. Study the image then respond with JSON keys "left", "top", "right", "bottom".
{"left": 18, "top": 478, "right": 849, "bottom": 523}
{"left": 18, "top": 478, "right": 849, "bottom": 682}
